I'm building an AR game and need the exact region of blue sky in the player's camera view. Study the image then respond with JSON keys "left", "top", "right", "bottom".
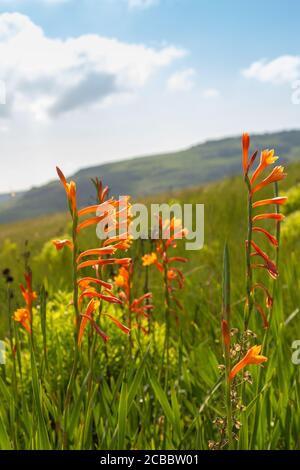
{"left": 0, "top": 0, "right": 300, "bottom": 191}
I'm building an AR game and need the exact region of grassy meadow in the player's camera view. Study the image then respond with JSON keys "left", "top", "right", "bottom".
{"left": 0, "top": 152, "right": 300, "bottom": 450}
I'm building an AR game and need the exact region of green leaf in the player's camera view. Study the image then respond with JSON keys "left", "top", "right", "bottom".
{"left": 30, "top": 348, "right": 51, "bottom": 450}
{"left": 0, "top": 410, "right": 12, "bottom": 450}
{"left": 149, "top": 373, "right": 175, "bottom": 427}
{"left": 117, "top": 381, "right": 128, "bottom": 450}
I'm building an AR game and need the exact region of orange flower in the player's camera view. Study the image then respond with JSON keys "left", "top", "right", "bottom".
{"left": 77, "top": 199, "right": 115, "bottom": 217}
{"left": 79, "top": 290, "right": 122, "bottom": 306}
{"left": 114, "top": 266, "right": 131, "bottom": 299}
{"left": 250, "top": 149, "right": 278, "bottom": 185}
{"left": 80, "top": 315, "right": 109, "bottom": 343}
{"left": 167, "top": 269, "right": 177, "bottom": 280}
{"left": 142, "top": 252, "right": 157, "bottom": 266}
{"left": 102, "top": 313, "right": 130, "bottom": 335}
{"left": 242, "top": 133, "right": 250, "bottom": 175}
{"left": 251, "top": 166, "right": 287, "bottom": 194}
{"left": 76, "top": 246, "right": 116, "bottom": 263}
{"left": 52, "top": 239, "right": 73, "bottom": 251}
{"left": 20, "top": 272, "right": 37, "bottom": 311}
{"left": 77, "top": 277, "right": 113, "bottom": 291}
{"left": 229, "top": 345, "right": 267, "bottom": 381}
{"left": 77, "top": 216, "right": 106, "bottom": 232}
{"left": 253, "top": 281, "right": 273, "bottom": 311}
{"left": 252, "top": 213, "right": 285, "bottom": 223}
{"left": 56, "top": 167, "right": 77, "bottom": 213}
{"left": 252, "top": 227, "right": 278, "bottom": 247}
{"left": 78, "top": 299, "right": 98, "bottom": 345}
{"left": 13, "top": 308, "right": 31, "bottom": 334}
{"left": 130, "top": 293, "right": 153, "bottom": 319}
{"left": 114, "top": 272, "right": 127, "bottom": 289}
{"left": 91, "top": 177, "right": 109, "bottom": 203}
{"left": 250, "top": 241, "right": 278, "bottom": 279}
{"left": 252, "top": 197, "right": 287, "bottom": 208}
{"left": 77, "top": 257, "right": 131, "bottom": 271}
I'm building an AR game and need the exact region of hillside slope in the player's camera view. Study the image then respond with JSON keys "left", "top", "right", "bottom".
{"left": 0, "top": 129, "right": 300, "bottom": 223}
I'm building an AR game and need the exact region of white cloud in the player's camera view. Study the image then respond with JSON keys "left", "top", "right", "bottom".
{"left": 202, "top": 88, "right": 219, "bottom": 98}
{"left": 167, "top": 68, "right": 196, "bottom": 92}
{"left": 0, "top": 13, "right": 186, "bottom": 120}
{"left": 127, "top": 0, "right": 158, "bottom": 9}
{"left": 242, "top": 55, "right": 300, "bottom": 84}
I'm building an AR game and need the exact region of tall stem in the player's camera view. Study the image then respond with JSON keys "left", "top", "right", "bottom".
{"left": 63, "top": 210, "right": 79, "bottom": 447}
{"left": 222, "top": 243, "right": 233, "bottom": 449}
{"left": 7, "top": 287, "right": 17, "bottom": 394}
{"left": 225, "top": 349, "right": 233, "bottom": 449}
{"left": 244, "top": 176, "right": 253, "bottom": 330}
{"left": 163, "top": 251, "right": 171, "bottom": 385}
{"left": 72, "top": 213, "right": 80, "bottom": 333}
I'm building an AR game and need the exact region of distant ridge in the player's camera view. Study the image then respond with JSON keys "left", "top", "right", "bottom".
{"left": 0, "top": 129, "right": 300, "bottom": 223}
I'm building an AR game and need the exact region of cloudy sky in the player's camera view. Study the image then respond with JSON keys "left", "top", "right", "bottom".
{"left": 0, "top": 0, "right": 300, "bottom": 192}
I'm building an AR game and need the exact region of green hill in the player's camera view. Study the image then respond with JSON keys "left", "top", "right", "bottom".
{"left": 1, "top": 129, "right": 300, "bottom": 223}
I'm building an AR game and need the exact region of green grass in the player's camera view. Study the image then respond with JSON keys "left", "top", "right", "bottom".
{"left": 0, "top": 159, "right": 300, "bottom": 450}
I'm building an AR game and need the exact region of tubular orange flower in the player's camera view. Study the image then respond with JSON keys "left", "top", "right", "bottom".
{"left": 77, "top": 257, "right": 131, "bottom": 271}
{"left": 77, "top": 277, "right": 113, "bottom": 291}
{"left": 79, "top": 290, "right": 123, "bottom": 306}
{"left": 52, "top": 239, "right": 73, "bottom": 251}
{"left": 77, "top": 216, "right": 106, "bottom": 232}
{"left": 250, "top": 241, "right": 278, "bottom": 279}
{"left": 13, "top": 308, "right": 31, "bottom": 334}
{"left": 20, "top": 272, "right": 37, "bottom": 312}
{"left": 252, "top": 227, "right": 278, "bottom": 247}
{"left": 92, "top": 177, "right": 109, "bottom": 204}
{"left": 130, "top": 294, "right": 153, "bottom": 320}
{"left": 242, "top": 132, "right": 250, "bottom": 175}
{"left": 114, "top": 265, "right": 131, "bottom": 300}
{"left": 252, "top": 261, "right": 278, "bottom": 280}
{"left": 252, "top": 197, "right": 287, "bottom": 208}
{"left": 77, "top": 199, "right": 115, "bottom": 217}
{"left": 56, "top": 166, "right": 77, "bottom": 213}
{"left": 251, "top": 166, "right": 287, "bottom": 195}
{"left": 252, "top": 283, "right": 273, "bottom": 308}
{"left": 76, "top": 246, "right": 116, "bottom": 263}
{"left": 80, "top": 314, "right": 109, "bottom": 343}
{"left": 250, "top": 149, "right": 278, "bottom": 185}
{"left": 252, "top": 213, "right": 285, "bottom": 223}
{"left": 78, "top": 299, "right": 98, "bottom": 345}
{"left": 229, "top": 345, "right": 268, "bottom": 381}
{"left": 102, "top": 314, "right": 130, "bottom": 335}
